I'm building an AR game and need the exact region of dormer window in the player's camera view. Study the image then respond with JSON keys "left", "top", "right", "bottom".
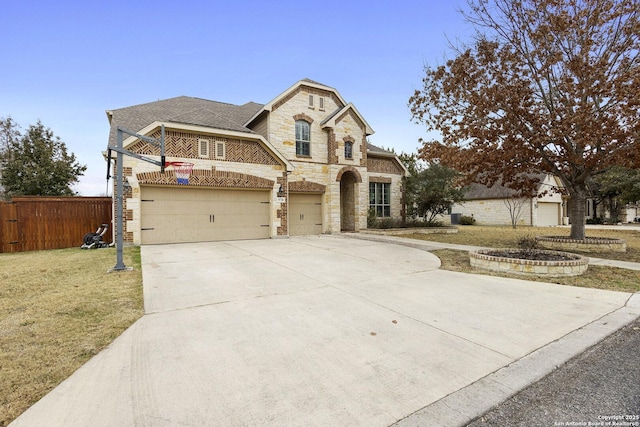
{"left": 295, "top": 120, "right": 311, "bottom": 156}
{"left": 345, "top": 141, "right": 353, "bottom": 159}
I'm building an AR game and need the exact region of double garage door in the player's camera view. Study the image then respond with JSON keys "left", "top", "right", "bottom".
{"left": 140, "top": 186, "right": 270, "bottom": 244}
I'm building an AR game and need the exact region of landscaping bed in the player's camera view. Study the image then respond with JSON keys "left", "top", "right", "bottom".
{"left": 470, "top": 248, "right": 588, "bottom": 276}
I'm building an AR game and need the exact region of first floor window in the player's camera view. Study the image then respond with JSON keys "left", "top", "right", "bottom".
{"left": 295, "top": 120, "right": 310, "bottom": 156}
{"left": 369, "top": 182, "right": 390, "bottom": 217}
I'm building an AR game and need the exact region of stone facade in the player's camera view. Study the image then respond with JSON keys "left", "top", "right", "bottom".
{"left": 109, "top": 80, "right": 407, "bottom": 244}
{"left": 446, "top": 175, "right": 565, "bottom": 226}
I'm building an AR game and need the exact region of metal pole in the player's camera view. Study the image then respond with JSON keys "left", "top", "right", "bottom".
{"left": 286, "top": 170, "right": 291, "bottom": 237}
{"left": 113, "top": 128, "right": 127, "bottom": 271}
{"left": 160, "top": 124, "right": 165, "bottom": 172}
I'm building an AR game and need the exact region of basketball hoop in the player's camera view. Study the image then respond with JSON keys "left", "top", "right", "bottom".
{"left": 165, "top": 161, "right": 194, "bottom": 185}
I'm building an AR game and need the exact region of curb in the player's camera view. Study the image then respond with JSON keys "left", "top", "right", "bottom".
{"left": 392, "top": 303, "right": 640, "bottom": 427}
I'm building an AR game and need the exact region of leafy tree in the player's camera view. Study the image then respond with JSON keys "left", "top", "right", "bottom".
{"left": 589, "top": 166, "right": 640, "bottom": 222}
{"left": 0, "top": 120, "right": 86, "bottom": 198}
{"left": 0, "top": 117, "right": 21, "bottom": 199}
{"left": 0, "top": 117, "right": 20, "bottom": 152}
{"left": 409, "top": 0, "right": 640, "bottom": 240}
{"left": 400, "top": 154, "right": 465, "bottom": 224}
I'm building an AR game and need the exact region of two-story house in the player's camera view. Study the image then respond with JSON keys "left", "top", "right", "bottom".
{"left": 106, "top": 79, "right": 407, "bottom": 245}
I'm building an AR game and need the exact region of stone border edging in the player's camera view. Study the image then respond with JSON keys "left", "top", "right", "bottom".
{"left": 470, "top": 248, "right": 589, "bottom": 276}
{"left": 536, "top": 236, "right": 627, "bottom": 253}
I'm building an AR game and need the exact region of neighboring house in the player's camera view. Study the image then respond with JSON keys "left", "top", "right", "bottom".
{"left": 106, "top": 79, "right": 407, "bottom": 245}
{"left": 586, "top": 199, "right": 640, "bottom": 223}
{"left": 449, "top": 174, "right": 566, "bottom": 226}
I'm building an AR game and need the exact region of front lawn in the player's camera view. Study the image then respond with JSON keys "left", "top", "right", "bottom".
{"left": 433, "top": 248, "right": 640, "bottom": 293}
{"left": 0, "top": 247, "right": 143, "bottom": 427}
{"left": 403, "top": 225, "right": 640, "bottom": 263}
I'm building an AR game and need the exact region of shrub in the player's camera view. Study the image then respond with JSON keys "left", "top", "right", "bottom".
{"left": 459, "top": 215, "right": 476, "bottom": 225}
{"left": 516, "top": 234, "right": 539, "bottom": 250}
{"left": 367, "top": 208, "right": 378, "bottom": 227}
{"left": 377, "top": 218, "right": 397, "bottom": 229}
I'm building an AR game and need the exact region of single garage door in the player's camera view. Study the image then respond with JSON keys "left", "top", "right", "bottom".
{"left": 537, "top": 202, "right": 560, "bottom": 226}
{"left": 140, "top": 186, "right": 270, "bottom": 244}
{"left": 289, "top": 193, "right": 322, "bottom": 236}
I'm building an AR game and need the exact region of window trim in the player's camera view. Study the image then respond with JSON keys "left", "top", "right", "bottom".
{"left": 295, "top": 120, "right": 311, "bottom": 157}
{"left": 198, "top": 139, "right": 209, "bottom": 158}
{"left": 344, "top": 141, "right": 353, "bottom": 159}
{"left": 214, "top": 140, "right": 226, "bottom": 159}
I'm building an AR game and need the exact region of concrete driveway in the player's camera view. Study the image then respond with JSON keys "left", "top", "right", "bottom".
{"left": 11, "top": 236, "right": 639, "bottom": 426}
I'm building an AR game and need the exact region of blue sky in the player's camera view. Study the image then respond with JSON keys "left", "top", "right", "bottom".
{"left": 0, "top": 0, "right": 474, "bottom": 195}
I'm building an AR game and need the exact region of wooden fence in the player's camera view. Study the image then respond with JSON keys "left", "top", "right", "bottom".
{"left": 0, "top": 196, "right": 112, "bottom": 253}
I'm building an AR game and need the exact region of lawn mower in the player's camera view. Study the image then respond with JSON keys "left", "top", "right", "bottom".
{"left": 81, "top": 223, "right": 111, "bottom": 249}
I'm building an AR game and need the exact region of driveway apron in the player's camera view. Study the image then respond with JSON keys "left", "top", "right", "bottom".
{"left": 10, "top": 236, "right": 636, "bottom": 427}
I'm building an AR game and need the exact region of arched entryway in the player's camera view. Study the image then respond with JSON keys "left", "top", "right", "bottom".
{"left": 337, "top": 167, "right": 362, "bottom": 232}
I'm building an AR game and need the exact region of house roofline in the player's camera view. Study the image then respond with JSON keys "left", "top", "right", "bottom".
{"left": 243, "top": 79, "right": 349, "bottom": 127}
{"left": 321, "top": 103, "right": 374, "bottom": 136}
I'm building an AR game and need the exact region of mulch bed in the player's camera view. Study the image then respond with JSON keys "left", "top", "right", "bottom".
{"left": 487, "top": 249, "right": 579, "bottom": 261}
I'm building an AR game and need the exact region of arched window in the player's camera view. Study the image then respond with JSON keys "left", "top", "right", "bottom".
{"left": 344, "top": 141, "right": 353, "bottom": 159}
{"left": 295, "top": 120, "right": 310, "bottom": 156}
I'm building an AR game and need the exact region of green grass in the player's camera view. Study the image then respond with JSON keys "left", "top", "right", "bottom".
{"left": 0, "top": 247, "right": 143, "bottom": 427}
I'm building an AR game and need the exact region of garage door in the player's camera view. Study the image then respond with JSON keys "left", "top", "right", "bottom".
{"left": 537, "top": 202, "right": 560, "bottom": 226}
{"left": 140, "top": 186, "right": 270, "bottom": 244}
{"left": 289, "top": 193, "right": 322, "bottom": 236}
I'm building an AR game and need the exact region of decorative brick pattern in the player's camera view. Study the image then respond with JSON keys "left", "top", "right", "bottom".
{"left": 367, "top": 157, "right": 404, "bottom": 175}
{"left": 276, "top": 173, "right": 288, "bottom": 236}
{"left": 128, "top": 130, "right": 280, "bottom": 165}
{"left": 327, "top": 128, "right": 338, "bottom": 164}
{"left": 289, "top": 180, "right": 326, "bottom": 193}
{"left": 136, "top": 169, "right": 274, "bottom": 189}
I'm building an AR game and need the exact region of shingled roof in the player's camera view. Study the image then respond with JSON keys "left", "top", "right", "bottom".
{"left": 464, "top": 173, "right": 549, "bottom": 199}
{"left": 107, "top": 96, "right": 263, "bottom": 146}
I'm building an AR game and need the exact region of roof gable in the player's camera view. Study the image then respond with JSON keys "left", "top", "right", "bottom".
{"left": 244, "top": 79, "right": 349, "bottom": 127}
{"left": 321, "top": 103, "right": 374, "bottom": 135}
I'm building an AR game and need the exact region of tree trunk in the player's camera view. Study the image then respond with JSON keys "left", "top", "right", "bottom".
{"left": 568, "top": 185, "right": 588, "bottom": 240}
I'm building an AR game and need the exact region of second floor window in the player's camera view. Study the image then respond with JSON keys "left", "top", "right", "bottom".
{"left": 295, "top": 120, "right": 310, "bottom": 156}
{"left": 345, "top": 141, "right": 353, "bottom": 159}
